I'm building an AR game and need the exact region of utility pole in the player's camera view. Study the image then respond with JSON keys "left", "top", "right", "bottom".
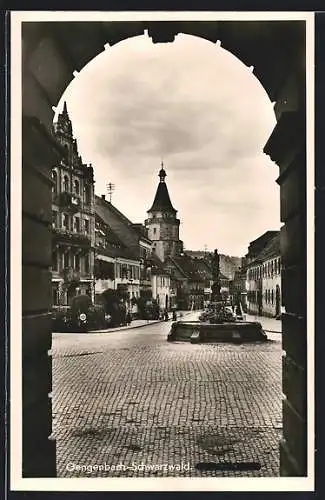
{"left": 106, "top": 182, "right": 115, "bottom": 203}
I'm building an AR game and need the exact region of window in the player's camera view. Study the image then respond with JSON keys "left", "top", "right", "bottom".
{"left": 52, "top": 250, "right": 58, "bottom": 271}
{"left": 84, "top": 219, "right": 90, "bottom": 234}
{"left": 74, "top": 179, "right": 80, "bottom": 195}
{"left": 52, "top": 210, "right": 57, "bottom": 229}
{"left": 84, "top": 185, "right": 91, "bottom": 204}
{"left": 63, "top": 175, "right": 69, "bottom": 192}
{"left": 52, "top": 170, "right": 58, "bottom": 195}
{"left": 62, "top": 213, "right": 69, "bottom": 230}
{"left": 74, "top": 216, "right": 80, "bottom": 233}
{"left": 153, "top": 227, "right": 156, "bottom": 235}
{"left": 271, "top": 289, "right": 274, "bottom": 305}
{"left": 75, "top": 254, "right": 80, "bottom": 271}
{"left": 63, "top": 252, "right": 69, "bottom": 269}
{"left": 84, "top": 254, "right": 90, "bottom": 274}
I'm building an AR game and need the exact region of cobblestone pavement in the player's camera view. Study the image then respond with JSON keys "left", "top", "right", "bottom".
{"left": 51, "top": 314, "right": 282, "bottom": 477}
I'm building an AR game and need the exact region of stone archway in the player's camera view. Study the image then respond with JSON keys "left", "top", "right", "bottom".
{"left": 21, "top": 19, "right": 307, "bottom": 477}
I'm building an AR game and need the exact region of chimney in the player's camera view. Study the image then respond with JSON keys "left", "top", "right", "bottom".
{"left": 101, "top": 194, "right": 105, "bottom": 200}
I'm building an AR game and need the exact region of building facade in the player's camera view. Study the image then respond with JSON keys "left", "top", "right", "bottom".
{"left": 51, "top": 103, "right": 95, "bottom": 306}
{"left": 151, "top": 272, "right": 171, "bottom": 310}
{"left": 145, "top": 163, "right": 183, "bottom": 262}
{"left": 261, "top": 254, "right": 282, "bottom": 318}
{"left": 95, "top": 196, "right": 152, "bottom": 303}
{"left": 246, "top": 232, "right": 281, "bottom": 317}
{"left": 229, "top": 267, "right": 247, "bottom": 311}
{"left": 165, "top": 254, "right": 212, "bottom": 310}
{"left": 94, "top": 213, "right": 141, "bottom": 304}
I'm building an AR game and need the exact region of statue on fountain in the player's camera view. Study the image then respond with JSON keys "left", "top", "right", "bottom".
{"left": 211, "top": 248, "right": 222, "bottom": 302}
{"left": 200, "top": 249, "right": 234, "bottom": 324}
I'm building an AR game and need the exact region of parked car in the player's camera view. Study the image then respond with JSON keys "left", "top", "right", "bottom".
{"left": 52, "top": 297, "right": 106, "bottom": 333}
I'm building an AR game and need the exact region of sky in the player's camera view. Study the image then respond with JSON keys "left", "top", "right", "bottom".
{"left": 54, "top": 33, "right": 280, "bottom": 257}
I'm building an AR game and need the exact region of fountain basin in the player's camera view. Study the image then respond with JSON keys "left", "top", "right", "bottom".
{"left": 167, "top": 320, "right": 268, "bottom": 343}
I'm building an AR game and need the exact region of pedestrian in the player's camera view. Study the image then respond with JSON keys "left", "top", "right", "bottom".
{"left": 164, "top": 310, "right": 169, "bottom": 321}
{"left": 126, "top": 310, "right": 132, "bottom": 326}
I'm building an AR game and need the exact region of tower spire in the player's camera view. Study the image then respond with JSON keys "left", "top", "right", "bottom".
{"left": 159, "top": 161, "right": 167, "bottom": 183}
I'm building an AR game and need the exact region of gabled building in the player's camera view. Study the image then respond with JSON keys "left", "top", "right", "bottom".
{"left": 94, "top": 213, "right": 141, "bottom": 303}
{"left": 185, "top": 250, "right": 241, "bottom": 281}
{"left": 165, "top": 254, "right": 210, "bottom": 310}
{"left": 146, "top": 253, "right": 172, "bottom": 311}
{"left": 51, "top": 102, "right": 95, "bottom": 306}
{"left": 229, "top": 266, "right": 247, "bottom": 310}
{"left": 96, "top": 195, "right": 152, "bottom": 260}
{"left": 145, "top": 163, "right": 183, "bottom": 262}
{"left": 95, "top": 195, "right": 152, "bottom": 300}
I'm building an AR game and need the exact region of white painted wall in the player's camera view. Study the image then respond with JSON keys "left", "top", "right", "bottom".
{"left": 151, "top": 274, "right": 171, "bottom": 309}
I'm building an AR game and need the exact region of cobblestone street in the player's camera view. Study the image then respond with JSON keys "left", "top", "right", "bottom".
{"left": 51, "top": 313, "right": 282, "bottom": 477}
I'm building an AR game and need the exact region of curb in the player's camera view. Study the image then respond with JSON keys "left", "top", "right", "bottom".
{"left": 90, "top": 311, "right": 195, "bottom": 334}
{"left": 90, "top": 318, "right": 169, "bottom": 334}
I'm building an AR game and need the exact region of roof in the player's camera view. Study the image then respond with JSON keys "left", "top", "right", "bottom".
{"left": 95, "top": 213, "right": 124, "bottom": 246}
{"left": 248, "top": 233, "right": 280, "bottom": 266}
{"left": 95, "top": 195, "right": 144, "bottom": 258}
{"left": 95, "top": 244, "right": 136, "bottom": 261}
{"left": 167, "top": 255, "right": 206, "bottom": 282}
{"left": 95, "top": 213, "right": 137, "bottom": 260}
{"left": 257, "top": 233, "right": 280, "bottom": 261}
{"left": 147, "top": 253, "right": 170, "bottom": 276}
{"left": 132, "top": 223, "right": 152, "bottom": 244}
{"left": 166, "top": 253, "right": 230, "bottom": 282}
{"left": 247, "top": 230, "right": 279, "bottom": 259}
{"left": 147, "top": 171, "right": 177, "bottom": 214}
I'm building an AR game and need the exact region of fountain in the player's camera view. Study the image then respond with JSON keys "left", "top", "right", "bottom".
{"left": 167, "top": 249, "right": 267, "bottom": 343}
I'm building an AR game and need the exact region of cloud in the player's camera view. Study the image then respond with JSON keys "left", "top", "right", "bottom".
{"left": 57, "top": 33, "right": 278, "bottom": 256}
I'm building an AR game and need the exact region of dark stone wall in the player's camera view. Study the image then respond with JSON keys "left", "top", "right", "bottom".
{"left": 22, "top": 27, "right": 62, "bottom": 477}
{"left": 21, "top": 20, "right": 307, "bottom": 477}
{"left": 264, "top": 40, "right": 307, "bottom": 475}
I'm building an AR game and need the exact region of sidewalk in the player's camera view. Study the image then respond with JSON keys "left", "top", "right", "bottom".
{"left": 245, "top": 313, "right": 282, "bottom": 334}
{"left": 91, "top": 310, "right": 196, "bottom": 334}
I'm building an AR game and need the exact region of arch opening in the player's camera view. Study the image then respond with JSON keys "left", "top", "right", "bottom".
{"left": 20, "top": 19, "right": 308, "bottom": 480}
